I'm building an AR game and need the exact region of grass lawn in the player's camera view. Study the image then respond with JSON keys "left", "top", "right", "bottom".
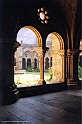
{"left": 14, "top": 71, "right": 51, "bottom": 87}
{"left": 26, "top": 71, "right": 49, "bottom": 75}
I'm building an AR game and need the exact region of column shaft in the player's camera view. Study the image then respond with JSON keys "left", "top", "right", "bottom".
{"left": 0, "top": 42, "right": 19, "bottom": 105}
{"left": 67, "top": 49, "right": 79, "bottom": 89}
{"left": 34, "top": 47, "right": 47, "bottom": 85}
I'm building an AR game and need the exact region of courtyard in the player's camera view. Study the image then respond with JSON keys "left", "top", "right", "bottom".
{"left": 14, "top": 72, "right": 50, "bottom": 87}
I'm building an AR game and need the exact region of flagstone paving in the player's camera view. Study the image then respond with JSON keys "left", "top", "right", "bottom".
{"left": 0, "top": 90, "right": 82, "bottom": 124}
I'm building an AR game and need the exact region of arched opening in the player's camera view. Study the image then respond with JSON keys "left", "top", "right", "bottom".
{"left": 27, "top": 58, "right": 31, "bottom": 68}
{"left": 22, "top": 58, "right": 26, "bottom": 69}
{"left": 45, "top": 32, "right": 65, "bottom": 83}
{"left": 34, "top": 58, "right": 37, "bottom": 69}
{"left": 14, "top": 26, "right": 43, "bottom": 87}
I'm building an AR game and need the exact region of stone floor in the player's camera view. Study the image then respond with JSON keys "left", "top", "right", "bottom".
{"left": 0, "top": 90, "right": 82, "bottom": 124}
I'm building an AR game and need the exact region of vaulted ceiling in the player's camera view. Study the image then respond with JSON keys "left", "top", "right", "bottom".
{"left": 0, "top": 0, "right": 81, "bottom": 49}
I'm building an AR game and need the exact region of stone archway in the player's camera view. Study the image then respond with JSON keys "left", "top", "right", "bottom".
{"left": 49, "top": 32, "right": 65, "bottom": 83}
{"left": 16, "top": 26, "right": 46, "bottom": 85}
{"left": 27, "top": 58, "right": 31, "bottom": 68}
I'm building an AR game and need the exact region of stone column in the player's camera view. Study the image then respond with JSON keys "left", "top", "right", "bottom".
{"left": 31, "top": 59, "right": 34, "bottom": 69}
{"left": 61, "top": 54, "right": 65, "bottom": 81}
{"left": 67, "top": 49, "right": 79, "bottom": 88}
{"left": 44, "top": 57, "right": 46, "bottom": 71}
{"left": 50, "top": 50, "right": 65, "bottom": 83}
{"left": 39, "top": 51, "right": 45, "bottom": 84}
{"left": 34, "top": 47, "right": 48, "bottom": 85}
{"left": 0, "top": 41, "right": 20, "bottom": 105}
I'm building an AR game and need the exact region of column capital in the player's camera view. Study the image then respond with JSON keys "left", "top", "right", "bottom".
{"left": 13, "top": 42, "right": 20, "bottom": 52}
{"left": 43, "top": 47, "right": 49, "bottom": 53}
{"left": 67, "top": 49, "right": 79, "bottom": 56}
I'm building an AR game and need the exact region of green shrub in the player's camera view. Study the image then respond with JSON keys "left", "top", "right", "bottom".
{"left": 33, "top": 68, "right": 40, "bottom": 72}
{"left": 26, "top": 66, "right": 33, "bottom": 72}
{"left": 26, "top": 67, "right": 40, "bottom": 72}
{"left": 46, "top": 67, "right": 52, "bottom": 82}
{"left": 49, "top": 67, "right": 52, "bottom": 80}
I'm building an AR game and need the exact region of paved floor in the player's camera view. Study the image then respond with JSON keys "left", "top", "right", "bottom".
{"left": 0, "top": 90, "right": 82, "bottom": 124}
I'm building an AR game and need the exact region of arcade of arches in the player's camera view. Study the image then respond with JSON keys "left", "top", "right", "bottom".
{"left": 15, "top": 29, "right": 65, "bottom": 84}
{"left": 0, "top": 0, "right": 81, "bottom": 105}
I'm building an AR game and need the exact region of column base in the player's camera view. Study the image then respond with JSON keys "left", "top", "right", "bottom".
{"left": 38, "top": 80, "right": 46, "bottom": 85}
{"left": 2, "top": 84, "right": 19, "bottom": 105}
{"left": 67, "top": 79, "right": 78, "bottom": 90}
{"left": 50, "top": 78, "right": 64, "bottom": 84}
{"left": 78, "top": 80, "right": 82, "bottom": 90}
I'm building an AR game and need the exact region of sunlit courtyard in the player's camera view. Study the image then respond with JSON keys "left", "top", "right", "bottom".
{"left": 14, "top": 72, "right": 50, "bottom": 87}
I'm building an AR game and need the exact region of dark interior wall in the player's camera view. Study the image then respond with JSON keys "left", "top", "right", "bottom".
{"left": 2, "top": 0, "right": 67, "bottom": 48}
{"left": 0, "top": 0, "right": 4, "bottom": 39}
{"left": 74, "top": 0, "right": 81, "bottom": 49}
{"left": 3, "top": 0, "right": 28, "bottom": 42}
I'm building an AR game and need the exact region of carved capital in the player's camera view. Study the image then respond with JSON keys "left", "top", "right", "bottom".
{"left": 13, "top": 42, "right": 20, "bottom": 52}
{"left": 43, "top": 47, "right": 49, "bottom": 54}
{"left": 67, "top": 49, "right": 79, "bottom": 56}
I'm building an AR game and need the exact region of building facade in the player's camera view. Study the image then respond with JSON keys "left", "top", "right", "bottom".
{"left": 15, "top": 42, "right": 52, "bottom": 71}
